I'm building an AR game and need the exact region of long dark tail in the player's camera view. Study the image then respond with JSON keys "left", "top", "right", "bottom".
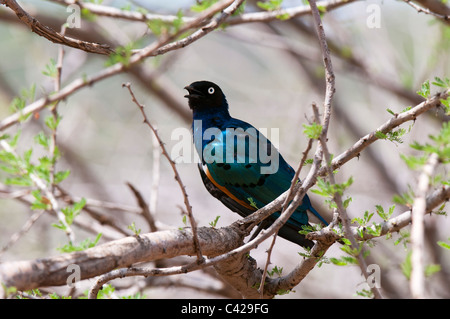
{"left": 264, "top": 215, "right": 314, "bottom": 249}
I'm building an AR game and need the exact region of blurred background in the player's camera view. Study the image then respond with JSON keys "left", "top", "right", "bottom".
{"left": 0, "top": 0, "right": 449, "bottom": 298}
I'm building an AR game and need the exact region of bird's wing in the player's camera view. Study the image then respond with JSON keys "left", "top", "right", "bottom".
{"left": 202, "top": 120, "right": 309, "bottom": 227}
{"left": 197, "top": 162, "right": 256, "bottom": 217}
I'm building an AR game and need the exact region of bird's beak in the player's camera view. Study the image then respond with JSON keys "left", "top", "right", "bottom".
{"left": 184, "top": 85, "right": 202, "bottom": 99}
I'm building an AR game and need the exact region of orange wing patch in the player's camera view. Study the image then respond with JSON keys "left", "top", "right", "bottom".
{"left": 203, "top": 165, "right": 255, "bottom": 211}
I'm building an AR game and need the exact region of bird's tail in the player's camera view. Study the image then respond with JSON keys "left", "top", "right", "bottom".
{"left": 277, "top": 223, "right": 315, "bottom": 249}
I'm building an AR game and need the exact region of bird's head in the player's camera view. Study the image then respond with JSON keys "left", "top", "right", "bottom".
{"left": 184, "top": 81, "right": 228, "bottom": 111}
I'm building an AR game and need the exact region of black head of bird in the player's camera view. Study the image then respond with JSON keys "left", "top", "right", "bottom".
{"left": 184, "top": 81, "right": 227, "bottom": 111}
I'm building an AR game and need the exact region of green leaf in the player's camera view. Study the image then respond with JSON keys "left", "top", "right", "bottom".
{"left": 9, "top": 130, "right": 21, "bottom": 148}
{"left": 268, "top": 265, "right": 283, "bottom": 277}
{"left": 257, "top": 0, "right": 283, "bottom": 11}
{"left": 401, "top": 251, "right": 412, "bottom": 280}
{"left": 45, "top": 114, "right": 62, "bottom": 130}
{"left": 10, "top": 85, "right": 36, "bottom": 122}
{"left": 48, "top": 293, "right": 72, "bottom": 299}
{"left": 431, "top": 76, "right": 450, "bottom": 88}
{"left": 147, "top": 19, "right": 168, "bottom": 36}
{"left": 52, "top": 221, "right": 67, "bottom": 231}
{"left": 425, "top": 264, "right": 441, "bottom": 277}
{"left": 438, "top": 239, "right": 450, "bottom": 250}
{"left": 42, "top": 58, "right": 58, "bottom": 78}
{"left": 355, "top": 289, "right": 374, "bottom": 299}
{"left": 96, "top": 283, "right": 115, "bottom": 299}
{"left": 247, "top": 197, "right": 259, "bottom": 209}
{"left": 61, "top": 198, "right": 86, "bottom": 225}
{"left": 400, "top": 154, "right": 427, "bottom": 170}
{"left": 5, "top": 176, "right": 32, "bottom": 187}
{"left": 128, "top": 222, "right": 141, "bottom": 235}
{"left": 173, "top": 9, "right": 184, "bottom": 32}
{"left": 393, "top": 185, "right": 415, "bottom": 206}
{"left": 386, "top": 108, "right": 396, "bottom": 116}
{"left": 376, "top": 127, "right": 407, "bottom": 144}
{"left": 329, "top": 257, "right": 347, "bottom": 266}
{"left": 54, "top": 170, "right": 71, "bottom": 184}
{"left": 440, "top": 96, "right": 450, "bottom": 115}
{"left": 343, "top": 196, "right": 352, "bottom": 209}
{"left": 302, "top": 122, "right": 323, "bottom": 139}
{"left": 57, "top": 233, "right": 102, "bottom": 253}
{"left": 31, "top": 190, "right": 51, "bottom": 210}
{"left": 105, "top": 42, "right": 135, "bottom": 67}
{"left": 34, "top": 132, "right": 50, "bottom": 149}
{"left": 191, "top": 0, "right": 218, "bottom": 12}
{"left": 352, "top": 210, "right": 373, "bottom": 227}
{"left": 81, "top": 8, "right": 97, "bottom": 22}
{"left": 376, "top": 204, "right": 395, "bottom": 221}
{"left": 416, "top": 80, "right": 430, "bottom": 98}
{"left": 394, "top": 231, "right": 410, "bottom": 250}
{"left": 209, "top": 215, "right": 221, "bottom": 228}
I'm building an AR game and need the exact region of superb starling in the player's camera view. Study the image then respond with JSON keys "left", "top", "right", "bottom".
{"left": 184, "top": 81, "right": 327, "bottom": 248}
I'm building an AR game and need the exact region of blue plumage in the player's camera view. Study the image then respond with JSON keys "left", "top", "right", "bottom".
{"left": 184, "top": 81, "right": 327, "bottom": 248}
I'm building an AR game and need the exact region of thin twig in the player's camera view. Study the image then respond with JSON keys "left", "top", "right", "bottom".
{"left": 403, "top": 0, "right": 450, "bottom": 24}
{"left": 127, "top": 182, "right": 158, "bottom": 233}
{"left": 48, "top": 24, "right": 66, "bottom": 192}
{"left": 258, "top": 112, "right": 315, "bottom": 298}
{"left": 122, "top": 82, "right": 203, "bottom": 262}
{"left": 258, "top": 233, "right": 277, "bottom": 298}
{"left": 0, "top": 210, "right": 45, "bottom": 258}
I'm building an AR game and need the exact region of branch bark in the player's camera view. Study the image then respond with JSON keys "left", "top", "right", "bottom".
{"left": 0, "top": 225, "right": 246, "bottom": 294}
{"left": 1, "top": 0, "right": 114, "bottom": 55}
{"left": 0, "top": 184, "right": 447, "bottom": 298}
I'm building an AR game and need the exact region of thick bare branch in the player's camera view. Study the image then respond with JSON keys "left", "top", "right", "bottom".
{"left": 0, "top": 225, "right": 245, "bottom": 294}
{"left": 0, "top": 183, "right": 447, "bottom": 297}
{"left": 1, "top": 0, "right": 114, "bottom": 55}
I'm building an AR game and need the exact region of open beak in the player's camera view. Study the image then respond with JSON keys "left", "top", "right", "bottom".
{"left": 184, "top": 85, "right": 203, "bottom": 99}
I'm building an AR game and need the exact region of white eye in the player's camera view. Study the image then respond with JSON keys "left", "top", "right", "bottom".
{"left": 208, "top": 87, "right": 215, "bottom": 94}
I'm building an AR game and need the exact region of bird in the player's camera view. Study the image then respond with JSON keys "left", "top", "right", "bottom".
{"left": 184, "top": 80, "right": 328, "bottom": 249}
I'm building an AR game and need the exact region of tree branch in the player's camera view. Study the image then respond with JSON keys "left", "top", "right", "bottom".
{"left": 0, "top": 0, "right": 243, "bottom": 132}
{"left": 306, "top": 185, "right": 450, "bottom": 243}
{"left": 0, "top": 225, "right": 246, "bottom": 294}
{"left": 0, "top": 184, "right": 448, "bottom": 297}
{"left": 403, "top": 0, "right": 450, "bottom": 25}
{"left": 48, "top": 0, "right": 356, "bottom": 27}
{"left": 1, "top": 0, "right": 115, "bottom": 55}
{"left": 410, "top": 152, "right": 440, "bottom": 298}
{"left": 322, "top": 89, "right": 450, "bottom": 176}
